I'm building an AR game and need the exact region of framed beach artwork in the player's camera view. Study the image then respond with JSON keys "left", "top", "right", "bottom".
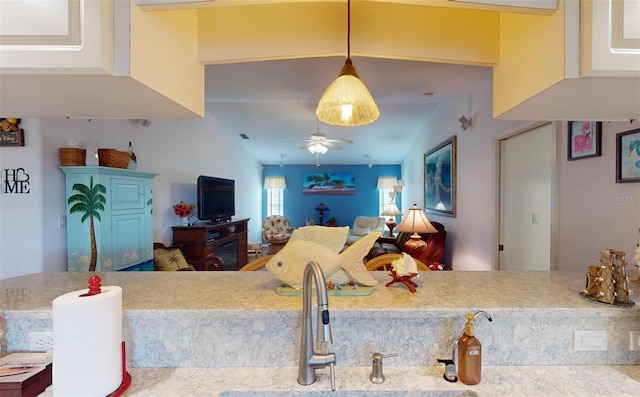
{"left": 568, "top": 121, "right": 602, "bottom": 160}
{"left": 424, "top": 136, "right": 456, "bottom": 217}
{"left": 302, "top": 172, "right": 355, "bottom": 194}
{"left": 616, "top": 128, "right": 640, "bottom": 183}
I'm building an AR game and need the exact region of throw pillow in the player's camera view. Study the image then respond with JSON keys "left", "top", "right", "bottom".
{"left": 154, "top": 248, "right": 192, "bottom": 271}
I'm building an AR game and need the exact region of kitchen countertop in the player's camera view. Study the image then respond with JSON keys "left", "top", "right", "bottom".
{"left": 2, "top": 270, "right": 638, "bottom": 312}
{"left": 35, "top": 364, "right": 640, "bottom": 396}
{"left": 2, "top": 270, "right": 639, "bottom": 396}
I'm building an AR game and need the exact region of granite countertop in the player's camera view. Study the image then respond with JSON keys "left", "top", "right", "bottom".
{"left": 2, "top": 270, "right": 638, "bottom": 313}
{"left": 36, "top": 364, "right": 640, "bottom": 396}
{"left": 2, "top": 270, "right": 638, "bottom": 396}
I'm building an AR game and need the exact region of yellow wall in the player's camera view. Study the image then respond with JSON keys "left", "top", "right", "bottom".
{"left": 129, "top": 4, "right": 205, "bottom": 117}
{"left": 197, "top": 2, "right": 499, "bottom": 66}
{"left": 493, "top": 1, "right": 565, "bottom": 118}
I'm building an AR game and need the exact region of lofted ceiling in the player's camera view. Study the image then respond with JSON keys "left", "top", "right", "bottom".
{"left": 204, "top": 56, "right": 492, "bottom": 166}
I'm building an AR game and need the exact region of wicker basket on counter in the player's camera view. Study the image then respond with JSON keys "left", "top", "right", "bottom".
{"left": 98, "top": 149, "right": 130, "bottom": 169}
{"left": 59, "top": 148, "right": 86, "bottom": 166}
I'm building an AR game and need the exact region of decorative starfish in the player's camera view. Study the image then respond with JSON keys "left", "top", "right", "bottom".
{"left": 386, "top": 270, "right": 419, "bottom": 293}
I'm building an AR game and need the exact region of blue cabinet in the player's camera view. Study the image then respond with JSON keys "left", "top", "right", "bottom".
{"left": 61, "top": 166, "right": 156, "bottom": 271}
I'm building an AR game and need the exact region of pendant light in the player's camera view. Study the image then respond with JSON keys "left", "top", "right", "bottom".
{"left": 315, "top": 0, "right": 380, "bottom": 127}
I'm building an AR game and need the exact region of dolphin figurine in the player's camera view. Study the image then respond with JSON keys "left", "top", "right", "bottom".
{"left": 265, "top": 232, "right": 381, "bottom": 289}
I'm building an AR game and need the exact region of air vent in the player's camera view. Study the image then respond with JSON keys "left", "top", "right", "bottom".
{"left": 240, "top": 134, "right": 249, "bottom": 140}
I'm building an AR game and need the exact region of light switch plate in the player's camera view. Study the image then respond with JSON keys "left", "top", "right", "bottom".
{"left": 574, "top": 330, "right": 607, "bottom": 351}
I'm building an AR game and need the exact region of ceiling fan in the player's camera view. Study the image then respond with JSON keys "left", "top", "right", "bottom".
{"left": 300, "top": 121, "right": 353, "bottom": 154}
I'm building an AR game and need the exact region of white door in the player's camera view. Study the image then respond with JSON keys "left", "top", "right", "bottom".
{"left": 499, "top": 124, "right": 553, "bottom": 271}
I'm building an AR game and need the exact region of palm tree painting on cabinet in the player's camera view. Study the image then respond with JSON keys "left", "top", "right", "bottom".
{"left": 67, "top": 176, "right": 106, "bottom": 271}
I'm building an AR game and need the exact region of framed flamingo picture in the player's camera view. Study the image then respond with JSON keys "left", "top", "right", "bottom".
{"left": 568, "top": 121, "right": 602, "bottom": 160}
{"left": 616, "top": 128, "right": 640, "bottom": 183}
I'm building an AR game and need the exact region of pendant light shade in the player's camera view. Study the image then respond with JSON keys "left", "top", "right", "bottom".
{"left": 315, "top": 0, "right": 379, "bottom": 127}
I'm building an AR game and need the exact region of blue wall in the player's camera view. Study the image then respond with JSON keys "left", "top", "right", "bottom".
{"left": 262, "top": 164, "right": 401, "bottom": 229}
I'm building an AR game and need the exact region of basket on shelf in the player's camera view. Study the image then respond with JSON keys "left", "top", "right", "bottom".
{"left": 98, "top": 149, "right": 130, "bottom": 169}
{"left": 59, "top": 148, "right": 86, "bottom": 166}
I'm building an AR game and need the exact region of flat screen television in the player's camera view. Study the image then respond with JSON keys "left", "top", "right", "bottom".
{"left": 197, "top": 175, "right": 235, "bottom": 224}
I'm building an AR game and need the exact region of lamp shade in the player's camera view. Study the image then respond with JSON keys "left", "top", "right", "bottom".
{"left": 264, "top": 176, "right": 286, "bottom": 189}
{"left": 315, "top": 59, "right": 380, "bottom": 127}
{"left": 315, "top": 203, "right": 329, "bottom": 212}
{"left": 377, "top": 176, "right": 398, "bottom": 190}
{"left": 396, "top": 204, "right": 437, "bottom": 235}
{"left": 396, "top": 203, "right": 436, "bottom": 258}
{"left": 381, "top": 203, "right": 402, "bottom": 217}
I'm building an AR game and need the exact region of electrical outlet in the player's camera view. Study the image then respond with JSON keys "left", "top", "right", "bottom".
{"left": 29, "top": 332, "right": 54, "bottom": 351}
{"left": 58, "top": 215, "right": 67, "bottom": 228}
{"left": 631, "top": 331, "right": 640, "bottom": 351}
{"left": 574, "top": 330, "right": 607, "bottom": 351}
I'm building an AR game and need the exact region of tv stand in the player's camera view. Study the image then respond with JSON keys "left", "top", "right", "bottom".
{"left": 172, "top": 218, "right": 249, "bottom": 271}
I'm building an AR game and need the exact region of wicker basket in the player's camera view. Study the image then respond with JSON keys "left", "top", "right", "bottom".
{"left": 59, "top": 148, "right": 86, "bottom": 166}
{"left": 98, "top": 149, "right": 130, "bottom": 169}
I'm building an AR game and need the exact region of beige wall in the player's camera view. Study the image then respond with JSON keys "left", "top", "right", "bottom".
{"left": 556, "top": 120, "right": 640, "bottom": 271}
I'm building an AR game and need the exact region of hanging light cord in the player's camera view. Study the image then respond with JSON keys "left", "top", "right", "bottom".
{"left": 347, "top": 0, "right": 351, "bottom": 60}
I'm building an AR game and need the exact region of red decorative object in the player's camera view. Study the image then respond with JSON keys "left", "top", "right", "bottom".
{"left": 87, "top": 275, "right": 102, "bottom": 295}
{"left": 173, "top": 201, "right": 196, "bottom": 218}
{"left": 385, "top": 269, "right": 419, "bottom": 293}
{"left": 403, "top": 236, "right": 428, "bottom": 258}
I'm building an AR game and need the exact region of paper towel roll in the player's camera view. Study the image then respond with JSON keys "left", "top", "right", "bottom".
{"left": 52, "top": 286, "right": 122, "bottom": 397}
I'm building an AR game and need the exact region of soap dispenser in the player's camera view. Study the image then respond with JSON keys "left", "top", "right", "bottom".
{"left": 457, "top": 312, "right": 482, "bottom": 385}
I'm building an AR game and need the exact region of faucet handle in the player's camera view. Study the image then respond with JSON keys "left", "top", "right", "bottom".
{"left": 329, "top": 362, "right": 336, "bottom": 391}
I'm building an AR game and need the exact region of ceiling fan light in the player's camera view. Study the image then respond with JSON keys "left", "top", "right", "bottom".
{"left": 308, "top": 142, "right": 328, "bottom": 154}
{"left": 316, "top": 59, "right": 380, "bottom": 127}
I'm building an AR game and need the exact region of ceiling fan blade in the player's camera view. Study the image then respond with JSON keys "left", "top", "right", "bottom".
{"left": 325, "top": 138, "right": 353, "bottom": 144}
{"left": 324, "top": 142, "right": 342, "bottom": 150}
{"left": 300, "top": 142, "right": 314, "bottom": 149}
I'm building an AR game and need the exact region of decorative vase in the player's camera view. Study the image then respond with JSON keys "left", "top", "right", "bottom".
{"left": 181, "top": 217, "right": 189, "bottom": 226}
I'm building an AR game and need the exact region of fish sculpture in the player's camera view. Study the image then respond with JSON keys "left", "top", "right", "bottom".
{"left": 265, "top": 232, "right": 381, "bottom": 289}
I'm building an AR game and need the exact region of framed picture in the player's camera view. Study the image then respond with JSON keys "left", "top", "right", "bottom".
{"left": 616, "top": 128, "right": 640, "bottom": 183}
{"left": 424, "top": 135, "right": 456, "bottom": 217}
{"left": 0, "top": 118, "right": 25, "bottom": 147}
{"left": 568, "top": 121, "right": 602, "bottom": 160}
{"left": 302, "top": 172, "right": 355, "bottom": 195}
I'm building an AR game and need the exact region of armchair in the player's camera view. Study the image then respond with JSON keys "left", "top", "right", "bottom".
{"left": 345, "top": 216, "right": 386, "bottom": 246}
{"left": 262, "top": 215, "right": 294, "bottom": 254}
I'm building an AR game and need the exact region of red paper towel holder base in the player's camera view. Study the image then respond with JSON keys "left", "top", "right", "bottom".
{"left": 105, "top": 342, "right": 131, "bottom": 397}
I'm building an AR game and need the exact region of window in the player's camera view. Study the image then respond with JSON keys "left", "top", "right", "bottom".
{"left": 376, "top": 176, "right": 397, "bottom": 215}
{"left": 379, "top": 188, "right": 393, "bottom": 215}
{"left": 266, "top": 188, "right": 284, "bottom": 216}
{"left": 264, "top": 176, "right": 286, "bottom": 216}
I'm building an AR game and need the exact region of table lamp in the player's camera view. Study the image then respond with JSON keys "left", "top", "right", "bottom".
{"left": 396, "top": 203, "right": 437, "bottom": 257}
{"left": 315, "top": 203, "right": 330, "bottom": 226}
{"left": 380, "top": 202, "right": 403, "bottom": 236}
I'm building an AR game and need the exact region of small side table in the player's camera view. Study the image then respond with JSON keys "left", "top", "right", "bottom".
{"left": 376, "top": 235, "right": 397, "bottom": 247}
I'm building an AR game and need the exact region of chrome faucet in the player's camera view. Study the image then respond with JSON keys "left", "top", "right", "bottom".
{"left": 298, "top": 261, "right": 336, "bottom": 391}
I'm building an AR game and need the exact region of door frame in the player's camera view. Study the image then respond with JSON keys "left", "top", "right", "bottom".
{"left": 492, "top": 121, "right": 559, "bottom": 270}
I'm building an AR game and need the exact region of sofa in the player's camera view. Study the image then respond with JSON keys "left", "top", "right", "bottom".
{"left": 367, "top": 221, "right": 448, "bottom": 269}
{"left": 345, "top": 216, "right": 386, "bottom": 246}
